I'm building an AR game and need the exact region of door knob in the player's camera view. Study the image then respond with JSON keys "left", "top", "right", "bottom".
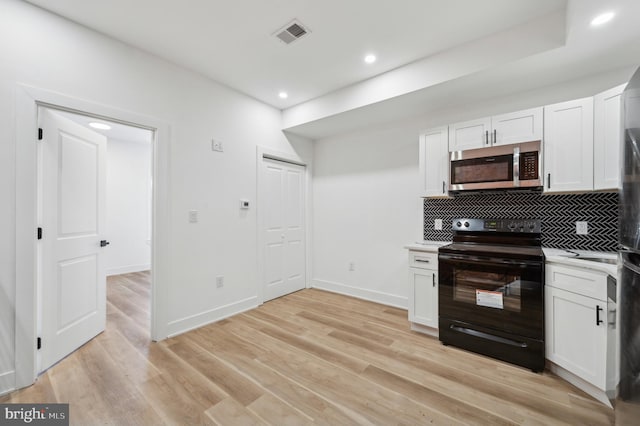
{"left": 100, "top": 240, "right": 110, "bottom": 247}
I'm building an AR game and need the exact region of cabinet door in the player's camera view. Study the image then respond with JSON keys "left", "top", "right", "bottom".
{"left": 545, "top": 286, "right": 607, "bottom": 389}
{"left": 492, "top": 107, "right": 543, "bottom": 146}
{"left": 544, "top": 98, "right": 594, "bottom": 193}
{"left": 449, "top": 117, "right": 491, "bottom": 151}
{"left": 408, "top": 268, "right": 438, "bottom": 328}
{"left": 594, "top": 84, "right": 625, "bottom": 190}
{"left": 419, "top": 127, "right": 449, "bottom": 197}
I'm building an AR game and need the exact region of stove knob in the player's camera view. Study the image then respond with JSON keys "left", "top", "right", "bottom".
{"left": 456, "top": 221, "right": 462, "bottom": 228}
{"left": 529, "top": 223, "right": 535, "bottom": 230}
{"left": 463, "top": 221, "right": 470, "bottom": 228}
{"left": 508, "top": 222, "right": 516, "bottom": 230}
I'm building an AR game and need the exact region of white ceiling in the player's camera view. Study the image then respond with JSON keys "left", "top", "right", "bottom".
{"left": 24, "top": 0, "right": 640, "bottom": 140}
{"left": 25, "top": 0, "right": 565, "bottom": 109}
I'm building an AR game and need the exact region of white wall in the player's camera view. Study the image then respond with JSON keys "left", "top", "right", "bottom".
{"left": 0, "top": 0, "right": 311, "bottom": 394}
{"left": 106, "top": 138, "right": 152, "bottom": 276}
{"left": 312, "top": 124, "right": 422, "bottom": 307}
{"left": 311, "top": 67, "right": 633, "bottom": 308}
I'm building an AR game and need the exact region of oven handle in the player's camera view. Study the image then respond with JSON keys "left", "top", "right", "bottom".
{"left": 450, "top": 325, "right": 528, "bottom": 348}
{"left": 439, "top": 253, "right": 542, "bottom": 268}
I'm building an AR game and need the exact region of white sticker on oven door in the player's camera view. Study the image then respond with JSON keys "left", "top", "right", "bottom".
{"left": 476, "top": 290, "right": 504, "bottom": 309}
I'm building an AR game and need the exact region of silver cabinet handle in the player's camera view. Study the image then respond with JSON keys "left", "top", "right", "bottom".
{"left": 547, "top": 173, "right": 551, "bottom": 189}
{"left": 493, "top": 129, "right": 496, "bottom": 144}
{"left": 442, "top": 181, "right": 445, "bottom": 194}
{"left": 415, "top": 258, "right": 431, "bottom": 263}
{"left": 485, "top": 130, "right": 489, "bottom": 145}
{"left": 432, "top": 273, "right": 436, "bottom": 287}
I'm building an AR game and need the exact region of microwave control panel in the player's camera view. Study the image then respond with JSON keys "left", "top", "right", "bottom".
{"left": 520, "top": 151, "right": 539, "bottom": 180}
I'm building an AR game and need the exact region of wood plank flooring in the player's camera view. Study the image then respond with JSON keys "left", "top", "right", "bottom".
{"left": 1, "top": 271, "right": 616, "bottom": 425}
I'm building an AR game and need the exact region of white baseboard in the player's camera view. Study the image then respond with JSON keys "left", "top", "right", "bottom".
{"left": 547, "top": 362, "right": 613, "bottom": 408}
{"left": 166, "top": 296, "right": 259, "bottom": 337}
{"left": 0, "top": 370, "right": 15, "bottom": 396}
{"left": 311, "top": 279, "right": 407, "bottom": 309}
{"left": 106, "top": 264, "right": 151, "bottom": 276}
{"left": 410, "top": 322, "right": 439, "bottom": 338}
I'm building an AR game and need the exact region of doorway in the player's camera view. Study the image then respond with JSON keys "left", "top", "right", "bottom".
{"left": 14, "top": 84, "right": 171, "bottom": 390}
{"left": 36, "top": 107, "right": 153, "bottom": 373}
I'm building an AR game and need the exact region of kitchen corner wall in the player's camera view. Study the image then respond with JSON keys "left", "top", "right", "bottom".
{"left": 424, "top": 191, "right": 619, "bottom": 251}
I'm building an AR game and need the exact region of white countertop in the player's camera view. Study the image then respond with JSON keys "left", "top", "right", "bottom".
{"left": 543, "top": 248, "right": 618, "bottom": 277}
{"left": 405, "top": 244, "right": 618, "bottom": 276}
{"left": 404, "top": 240, "right": 450, "bottom": 252}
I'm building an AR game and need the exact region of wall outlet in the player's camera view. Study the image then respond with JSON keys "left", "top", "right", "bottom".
{"left": 434, "top": 219, "right": 443, "bottom": 231}
{"left": 188, "top": 210, "right": 198, "bottom": 223}
{"left": 349, "top": 262, "right": 355, "bottom": 271}
{"left": 212, "top": 139, "right": 224, "bottom": 152}
{"left": 216, "top": 276, "right": 224, "bottom": 288}
{"left": 576, "top": 221, "right": 588, "bottom": 235}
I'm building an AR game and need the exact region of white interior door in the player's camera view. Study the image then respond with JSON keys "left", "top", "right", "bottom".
{"left": 262, "top": 158, "right": 306, "bottom": 301}
{"left": 38, "top": 108, "right": 107, "bottom": 372}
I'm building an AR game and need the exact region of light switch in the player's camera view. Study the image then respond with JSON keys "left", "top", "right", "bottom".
{"left": 188, "top": 210, "right": 198, "bottom": 223}
{"left": 435, "top": 219, "right": 443, "bottom": 230}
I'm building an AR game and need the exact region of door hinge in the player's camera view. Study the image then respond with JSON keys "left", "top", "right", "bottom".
{"left": 37, "top": 227, "right": 43, "bottom": 240}
{"left": 38, "top": 128, "right": 43, "bottom": 140}
{"left": 37, "top": 337, "right": 42, "bottom": 350}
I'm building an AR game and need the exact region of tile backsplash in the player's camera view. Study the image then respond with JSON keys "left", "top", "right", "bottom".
{"left": 423, "top": 191, "right": 619, "bottom": 252}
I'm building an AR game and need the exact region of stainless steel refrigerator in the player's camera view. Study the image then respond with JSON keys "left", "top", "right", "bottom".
{"left": 620, "top": 66, "right": 640, "bottom": 402}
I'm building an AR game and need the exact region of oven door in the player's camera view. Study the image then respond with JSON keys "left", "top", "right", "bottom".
{"left": 438, "top": 252, "right": 544, "bottom": 339}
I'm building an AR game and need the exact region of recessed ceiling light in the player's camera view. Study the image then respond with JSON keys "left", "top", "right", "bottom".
{"left": 591, "top": 11, "right": 615, "bottom": 26}
{"left": 89, "top": 122, "right": 111, "bottom": 130}
{"left": 364, "top": 54, "right": 377, "bottom": 64}
{"left": 278, "top": 91, "right": 288, "bottom": 99}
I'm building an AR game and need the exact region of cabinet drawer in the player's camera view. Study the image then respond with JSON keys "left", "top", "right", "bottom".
{"left": 546, "top": 264, "right": 607, "bottom": 301}
{"left": 409, "top": 251, "right": 438, "bottom": 269}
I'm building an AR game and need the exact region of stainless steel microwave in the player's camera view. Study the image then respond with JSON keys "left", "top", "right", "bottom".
{"left": 449, "top": 140, "right": 542, "bottom": 192}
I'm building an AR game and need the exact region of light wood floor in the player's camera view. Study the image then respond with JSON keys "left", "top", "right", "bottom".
{"left": 1, "top": 271, "right": 616, "bottom": 425}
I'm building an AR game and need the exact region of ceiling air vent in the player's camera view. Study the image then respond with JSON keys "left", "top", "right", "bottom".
{"left": 274, "top": 20, "right": 310, "bottom": 45}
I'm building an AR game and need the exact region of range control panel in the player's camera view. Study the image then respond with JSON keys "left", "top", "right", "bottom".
{"left": 452, "top": 218, "right": 541, "bottom": 233}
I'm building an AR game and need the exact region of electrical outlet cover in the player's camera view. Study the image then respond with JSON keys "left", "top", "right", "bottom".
{"left": 576, "top": 221, "right": 588, "bottom": 235}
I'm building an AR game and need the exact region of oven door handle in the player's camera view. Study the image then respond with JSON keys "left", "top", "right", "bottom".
{"left": 438, "top": 253, "right": 542, "bottom": 268}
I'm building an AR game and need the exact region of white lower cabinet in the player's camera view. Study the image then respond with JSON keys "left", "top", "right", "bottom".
{"left": 546, "top": 286, "right": 607, "bottom": 389}
{"left": 408, "top": 251, "right": 438, "bottom": 330}
{"left": 545, "top": 263, "right": 615, "bottom": 405}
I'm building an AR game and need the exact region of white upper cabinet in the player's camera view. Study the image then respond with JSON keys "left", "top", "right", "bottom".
{"left": 544, "top": 97, "right": 594, "bottom": 193}
{"left": 594, "top": 84, "right": 626, "bottom": 190}
{"left": 449, "top": 107, "right": 543, "bottom": 151}
{"left": 419, "top": 126, "right": 449, "bottom": 197}
{"left": 492, "top": 107, "right": 543, "bottom": 146}
{"left": 449, "top": 117, "right": 492, "bottom": 151}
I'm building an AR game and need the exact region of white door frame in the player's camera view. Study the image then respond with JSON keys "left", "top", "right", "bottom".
{"left": 15, "top": 84, "right": 172, "bottom": 390}
{"left": 256, "top": 147, "right": 311, "bottom": 304}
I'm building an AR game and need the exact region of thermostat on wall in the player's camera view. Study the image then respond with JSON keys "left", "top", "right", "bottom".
{"left": 240, "top": 199, "right": 250, "bottom": 209}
